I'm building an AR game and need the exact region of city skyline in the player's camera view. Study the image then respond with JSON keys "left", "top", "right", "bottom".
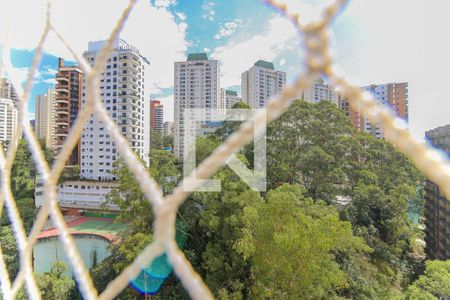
{"left": 1, "top": 0, "right": 450, "bottom": 141}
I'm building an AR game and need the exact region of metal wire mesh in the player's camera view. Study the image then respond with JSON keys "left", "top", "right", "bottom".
{"left": 0, "top": 0, "right": 449, "bottom": 299}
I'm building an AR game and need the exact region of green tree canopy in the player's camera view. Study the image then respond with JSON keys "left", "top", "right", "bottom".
{"left": 105, "top": 150, "right": 180, "bottom": 234}
{"left": 261, "top": 100, "right": 423, "bottom": 292}
{"left": 241, "top": 184, "right": 371, "bottom": 299}
{"left": 35, "top": 262, "right": 75, "bottom": 300}
{"left": 406, "top": 260, "right": 450, "bottom": 299}
{"left": 0, "top": 226, "right": 19, "bottom": 279}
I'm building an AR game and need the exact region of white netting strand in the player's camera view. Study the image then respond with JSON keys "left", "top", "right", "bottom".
{"left": 0, "top": 0, "right": 449, "bottom": 299}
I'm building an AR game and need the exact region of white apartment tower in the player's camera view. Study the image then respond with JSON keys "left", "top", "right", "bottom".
{"left": 174, "top": 53, "right": 220, "bottom": 158}
{"left": 80, "top": 38, "right": 150, "bottom": 181}
{"left": 0, "top": 98, "right": 18, "bottom": 143}
{"left": 302, "top": 77, "right": 337, "bottom": 104}
{"left": 0, "top": 78, "right": 19, "bottom": 106}
{"left": 241, "top": 60, "right": 286, "bottom": 108}
{"left": 220, "top": 88, "right": 240, "bottom": 109}
{"left": 35, "top": 89, "right": 56, "bottom": 148}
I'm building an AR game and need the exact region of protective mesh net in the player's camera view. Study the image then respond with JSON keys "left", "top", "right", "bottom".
{"left": 0, "top": 0, "right": 450, "bottom": 299}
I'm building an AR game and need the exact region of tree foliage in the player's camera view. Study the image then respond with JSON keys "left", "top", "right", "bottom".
{"left": 105, "top": 149, "right": 180, "bottom": 233}
{"left": 263, "top": 100, "right": 424, "bottom": 294}
{"left": 215, "top": 101, "right": 250, "bottom": 140}
{"left": 14, "top": 262, "right": 75, "bottom": 300}
{"left": 86, "top": 100, "right": 429, "bottom": 299}
{"left": 190, "top": 166, "right": 260, "bottom": 298}
{"left": 34, "top": 262, "right": 75, "bottom": 300}
{"left": 241, "top": 184, "right": 370, "bottom": 299}
{"left": 406, "top": 260, "right": 450, "bottom": 299}
{"left": 0, "top": 226, "right": 19, "bottom": 279}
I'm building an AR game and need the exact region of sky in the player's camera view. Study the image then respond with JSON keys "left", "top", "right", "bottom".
{"left": 1, "top": 0, "right": 450, "bottom": 140}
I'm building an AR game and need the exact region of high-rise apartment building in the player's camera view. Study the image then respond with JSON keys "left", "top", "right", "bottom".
{"left": 35, "top": 89, "right": 56, "bottom": 148}
{"left": 174, "top": 53, "right": 220, "bottom": 158}
{"left": 220, "top": 88, "right": 240, "bottom": 109}
{"left": 163, "top": 121, "right": 174, "bottom": 137}
{"left": 80, "top": 38, "right": 150, "bottom": 181}
{"left": 54, "top": 58, "right": 83, "bottom": 164}
{"left": 424, "top": 124, "right": 450, "bottom": 260}
{"left": 339, "top": 82, "right": 409, "bottom": 139}
{"left": 0, "top": 78, "right": 19, "bottom": 106}
{"left": 241, "top": 60, "right": 286, "bottom": 109}
{"left": 0, "top": 98, "right": 18, "bottom": 143}
{"left": 302, "top": 77, "right": 337, "bottom": 104}
{"left": 150, "top": 100, "right": 164, "bottom": 133}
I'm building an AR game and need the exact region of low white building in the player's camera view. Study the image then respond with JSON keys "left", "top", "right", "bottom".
{"left": 35, "top": 179, "right": 119, "bottom": 211}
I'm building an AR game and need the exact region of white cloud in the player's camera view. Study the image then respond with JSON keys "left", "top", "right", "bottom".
{"left": 214, "top": 19, "right": 242, "bottom": 40}
{"left": 43, "top": 67, "right": 58, "bottom": 76}
{"left": 42, "top": 78, "right": 57, "bottom": 85}
{"left": 203, "top": 48, "right": 211, "bottom": 53}
{"left": 211, "top": 17, "right": 298, "bottom": 88}
{"left": 175, "top": 12, "right": 186, "bottom": 21}
{"left": 0, "top": 0, "right": 188, "bottom": 91}
{"left": 154, "top": 0, "right": 176, "bottom": 8}
{"left": 201, "top": 1, "right": 215, "bottom": 21}
{"left": 1, "top": 47, "right": 42, "bottom": 97}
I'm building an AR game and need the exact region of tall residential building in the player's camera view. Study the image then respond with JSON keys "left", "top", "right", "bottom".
{"left": 302, "top": 77, "right": 337, "bottom": 104}
{"left": 241, "top": 60, "right": 286, "bottom": 109}
{"left": 0, "top": 98, "right": 18, "bottom": 143}
{"left": 220, "top": 88, "right": 240, "bottom": 109}
{"left": 163, "top": 121, "right": 174, "bottom": 137}
{"left": 339, "top": 82, "right": 409, "bottom": 139}
{"left": 174, "top": 53, "right": 220, "bottom": 158}
{"left": 0, "top": 78, "right": 19, "bottom": 105}
{"left": 424, "top": 124, "right": 450, "bottom": 260}
{"left": 35, "top": 89, "right": 56, "bottom": 148}
{"left": 80, "top": 38, "right": 150, "bottom": 181}
{"left": 55, "top": 58, "right": 83, "bottom": 164}
{"left": 150, "top": 99, "right": 164, "bottom": 133}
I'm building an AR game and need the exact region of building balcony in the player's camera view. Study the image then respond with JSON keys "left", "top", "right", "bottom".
{"left": 56, "top": 101, "right": 69, "bottom": 106}
{"left": 120, "top": 64, "right": 140, "bottom": 72}
{"left": 55, "top": 128, "right": 68, "bottom": 134}
{"left": 56, "top": 75, "right": 69, "bottom": 82}
{"left": 54, "top": 121, "right": 68, "bottom": 126}
{"left": 118, "top": 86, "right": 140, "bottom": 93}
{"left": 56, "top": 86, "right": 69, "bottom": 93}
{"left": 120, "top": 52, "right": 140, "bottom": 62}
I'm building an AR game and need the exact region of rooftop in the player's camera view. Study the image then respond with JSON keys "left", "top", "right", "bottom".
{"left": 254, "top": 60, "right": 274, "bottom": 70}
{"left": 187, "top": 53, "right": 208, "bottom": 61}
{"left": 226, "top": 90, "right": 238, "bottom": 96}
